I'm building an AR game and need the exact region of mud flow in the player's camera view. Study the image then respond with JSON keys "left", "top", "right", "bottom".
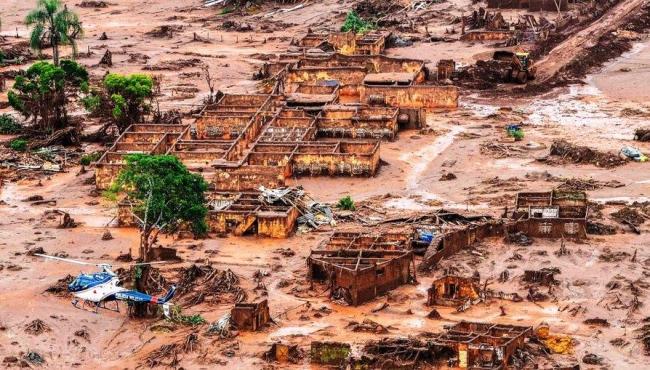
{"left": 1, "top": 0, "right": 650, "bottom": 369}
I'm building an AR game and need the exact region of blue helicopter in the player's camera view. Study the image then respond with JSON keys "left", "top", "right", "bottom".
{"left": 36, "top": 254, "right": 176, "bottom": 317}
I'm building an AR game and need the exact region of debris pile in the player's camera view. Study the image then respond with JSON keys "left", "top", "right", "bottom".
{"left": 24, "top": 319, "right": 51, "bottom": 335}
{"left": 361, "top": 337, "right": 432, "bottom": 367}
{"left": 145, "top": 25, "right": 183, "bottom": 38}
{"left": 206, "top": 313, "right": 233, "bottom": 338}
{"left": 258, "top": 186, "right": 334, "bottom": 231}
{"left": 548, "top": 140, "right": 628, "bottom": 168}
{"left": 480, "top": 142, "right": 526, "bottom": 158}
{"left": 635, "top": 128, "right": 650, "bottom": 142}
{"left": 145, "top": 343, "right": 180, "bottom": 368}
{"left": 44, "top": 274, "right": 75, "bottom": 296}
{"left": 78, "top": 1, "right": 108, "bottom": 7}
{"left": 610, "top": 206, "right": 647, "bottom": 233}
{"left": 556, "top": 178, "right": 624, "bottom": 191}
{"left": 143, "top": 58, "right": 202, "bottom": 71}
{"left": 636, "top": 322, "right": 650, "bottom": 355}
{"left": 24, "top": 352, "right": 45, "bottom": 366}
{"left": 346, "top": 319, "right": 389, "bottom": 334}
{"left": 173, "top": 264, "right": 247, "bottom": 306}
{"left": 586, "top": 221, "right": 617, "bottom": 235}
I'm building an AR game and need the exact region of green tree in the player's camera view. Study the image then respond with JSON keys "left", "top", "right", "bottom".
{"left": 86, "top": 73, "right": 154, "bottom": 133}
{"left": 110, "top": 154, "right": 207, "bottom": 317}
{"left": 26, "top": 0, "right": 83, "bottom": 65}
{"left": 8, "top": 60, "right": 88, "bottom": 133}
{"left": 110, "top": 154, "right": 208, "bottom": 262}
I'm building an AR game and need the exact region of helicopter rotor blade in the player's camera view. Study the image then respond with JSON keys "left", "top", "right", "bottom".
{"left": 34, "top": 253, "right": 97, "bottom": 266}
{"left": 129, "top": 261, "right": 175, "bottom": 266}
{"left": 36, "top": 254, "right": 176, "bottom": 268}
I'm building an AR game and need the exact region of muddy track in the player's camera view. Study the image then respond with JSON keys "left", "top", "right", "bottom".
{"left": 534, "top": 0, "right": 649, "bottom": 84}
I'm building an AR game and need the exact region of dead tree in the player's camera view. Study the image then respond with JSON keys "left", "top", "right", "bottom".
{"left": 202, "top": 65, "right": 216, "bottom": 104}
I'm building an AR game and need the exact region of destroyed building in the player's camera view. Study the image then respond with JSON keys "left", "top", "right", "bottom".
{"left": 420, "top": 220, "right": 504, "bottom": 270}
{"left": 117, "top": 186, "right": 331, "bottom": 238}
{"left": 231, "top": 300, "right": 271, "bottom": 331}
{"left": 206, "top": 192, "right": 299, "bottom": 238}
{"left": 294, "top": 30, "right": 389, "bottom": 56}
{"left": 427, "top": 275, "right": 481, "bottom": 307}
{"left": 96, "top": 30, "right": 460, "bottom": 242}
{"left": 307, "top": 249, "right": 415, "bottom": 306}
{"left": 508, "top": 191, "right": 588, "bottom": 239}
{"left": 428, "top": 321, "right": 533, "bottom": 368}
{"left": 96, "top": 31, "right": 459, "bottom": 194}
{"left": 357, "top": 321, "right": 533, "bottom": 368}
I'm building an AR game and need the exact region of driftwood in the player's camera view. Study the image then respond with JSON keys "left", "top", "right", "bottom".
{"left": 29, "top": 126, "right": 79, "bottom": 149}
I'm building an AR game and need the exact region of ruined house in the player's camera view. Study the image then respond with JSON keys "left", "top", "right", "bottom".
{"left": 420, "top": 221, "right": 504, "bottom": 270}
{"left": 231, "top": 300, "right": 271, "bottom": 331}
{"left": 509, "top": 191, "right": 588, "bottom": 239}
{"left": 296, "top": 30, "right": 389, "bottom": 56}
{"left": 437, "top": 59, "right": 456, "bottom": 81}
{"left": 307, "top": 249, "right": 415, "bottom": 306}
{"left": 429, "top": 321, "right": 533, "bottom": 368}
{"left": 358, "top": 321, "right": 533, "bottom": 368}
{"left": 117, "top": 190, "right": 300, "bottom": 238}
{"left": 206, "top": 192, "right": 299, "bottom": 238}
{"left": 264, "top": 342, "right": 301, "bottom": 364}
{"left": 427, "top": 275, "right": 481, "bottom": 307}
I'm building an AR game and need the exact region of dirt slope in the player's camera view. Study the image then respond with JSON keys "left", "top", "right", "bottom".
{"left": 534, "top": 0, "right": 648, "bottom": 83}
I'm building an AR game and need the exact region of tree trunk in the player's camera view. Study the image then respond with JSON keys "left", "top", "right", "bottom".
{"left": 52, "top": 43, "right": 59, "bottom": 66}
{"left": 131, "top": 264, "right": 153, "bottom": 318}
{"left": 132, "top": 228, "right": 154, "bottom": 318}
{"left": 140, "top": 228, "right": 151, "bottom": 262}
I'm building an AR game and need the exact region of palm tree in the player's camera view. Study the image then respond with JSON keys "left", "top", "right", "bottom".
{"left": 26, "top": 0, "right": 83, "bottom": 65}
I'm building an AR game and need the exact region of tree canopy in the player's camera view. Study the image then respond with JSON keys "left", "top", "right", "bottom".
{"left": 105, "top": 73, "right": 154, "bottom": 125}
{"left": 84, "top": 73, "right": 154, "bottom": 133}
{"left": 111, "top": 154, "right": 208, "bottom": 260}
{"left": 8, "top": 60, "right": 88, "bottom": 132}
{"left": 26, "top": 0, "right": 83, "bottom": 65}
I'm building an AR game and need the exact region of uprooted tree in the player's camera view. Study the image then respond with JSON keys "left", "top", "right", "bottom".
{"left": 8, "top": 60, "right": 88, "bottom": 141}
{"left": 84, "top": 73, "right": 154, "bottom": 135}
{"left": 108, "top": 154, "right": 208, "bottom": 316}
{"left": 26, "top": 0, "right": 83, "bottom": 65}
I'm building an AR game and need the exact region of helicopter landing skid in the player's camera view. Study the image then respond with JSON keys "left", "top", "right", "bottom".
{"left": 72, "top": 299, "right": 120, "bottom": 314}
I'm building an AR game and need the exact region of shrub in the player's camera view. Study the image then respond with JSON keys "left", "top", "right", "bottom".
{"left": 511, "top": 129, "right": 525, "bottom": 140}
{"left": 341, "top": 11, "right": 374, "bottom": 34}
{"left": 337, "top": 195, "right": 355, "bottom": 211}
{"left": 0, "top": 114, "right": 22, "bottom": 134}
{"left": 168, "top": 306, "right": 206, "bottom": 326}
{"left": 10, "top": 139, "right": 28, "bottom": 152}
{"left": 80, "top": 151, "right": 102, "bottom": 166}
{"left": 81, "top": 94, "right": 101, "bottom": 113}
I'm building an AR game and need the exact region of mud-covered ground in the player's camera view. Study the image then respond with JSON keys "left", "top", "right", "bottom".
{"left": 1, "top": 0, "right": 650, "bottom": 369}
